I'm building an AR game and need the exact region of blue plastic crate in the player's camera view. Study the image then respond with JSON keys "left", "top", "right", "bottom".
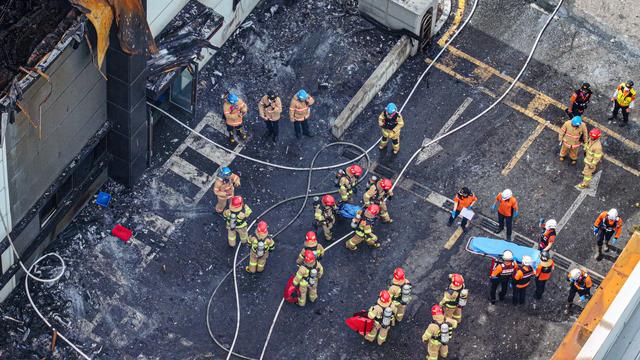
{"left": 96, "top": 192, "right": 111, "bottom": 207}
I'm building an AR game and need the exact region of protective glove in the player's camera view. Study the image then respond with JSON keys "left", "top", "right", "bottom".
{"left": 514, "top": 211, "right": 519, "bottom": 218}
{"left": 579, "top": 295, "right": 586, "bottom": 302}
{"left": 593, "top": 226, "right": 599, "bottom": 235}
{"left": 450, "top": 210, "right": 456, "bottom": 218}
{"left": 491, "top": 204, "right": 497, "bottom": 212}
{"left": 610, "top": 237, "right": 618, "bottom": 245}
{"left": 467, "top": 205, "right": 474, "bottom": 210}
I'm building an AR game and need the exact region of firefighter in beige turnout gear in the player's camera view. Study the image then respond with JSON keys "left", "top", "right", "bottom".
{"left": 292, "top": 250, "right": 323, "bottom": 307}
{"left": 363, "top": 177, "right": 394, "bottom": 223}
{"left": 222, "top": 196, "right": 252, "bottom": 247}
{"left": 212, "top": 167, "right": 240, "bottom": 213}
{"left": 336, "top": 164, "right": 363, "bottom": 203}
{"left": 388, "top": 267, "right": 411, "bottom": 322}
{"left": 439, "top": 273, "right": 468, "bottom": 324}
{"left": 378, "top": 103, "right": 405, "bottom": 154}
{"left": 365, "top": 290, "right": 397, "bottom": 345}
{"left": 422, "top": 304, "right": 458, "bottom": 360}
{"left": 578, "top": 128, "right": 604, "bottom": 189}
{"left": 559, "top": 116, "right": 588, "bottom": 164}
{"left": 346, "top": 204, "right": 380, "bottom": 250}
{"left": 245, "top": 221, "right": 275, "bottom": 273}
{"left": 314, "top": 195, "right": 337, "bottom": 241}
{"left": 296, "top": 231, "right": 325, "bottom": 276}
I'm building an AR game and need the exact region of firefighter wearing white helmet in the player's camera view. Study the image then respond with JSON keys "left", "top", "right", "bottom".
{"left": 491, "top": 189, "right": 519, "bottom": 241}
{"left": 593, "top": 208, "right": 623, "bottom": 260}
{"left": 512, "top": 255, "right": 535, "bottom": 305}
{"left": 489, "top": 250, "right": 518, "bottom": 304}
{"left": 567, "top": 268, "right": 592, "bottom": 305}
{"left": 537, "top": 218, "right": 557, "bottom": 252}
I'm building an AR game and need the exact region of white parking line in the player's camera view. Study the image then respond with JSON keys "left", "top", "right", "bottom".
{"left": 168, "top": 156, "right": 211, "bottom": 189}
{"left": 143, "top": 213, "right": 176, "bottom": 237}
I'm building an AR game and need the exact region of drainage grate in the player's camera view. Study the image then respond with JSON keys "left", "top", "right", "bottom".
{"left": 481, "top": 218, "right": 500, "bottom": 233}
{"left": 409, "top": 183, "right": 430, "bottom": 198}
{"left": 373, "top": 163, "right": 396, "bottom": 179}
{"left": 341, "top": 147, "right": 361, "bottom": 160}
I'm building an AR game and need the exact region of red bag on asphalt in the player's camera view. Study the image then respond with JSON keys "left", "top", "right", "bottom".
{"left": 283, "top": 275, "right": 300, "bottom": 303}
{"left": 345, "top": 310, "right": 374, "bottom": 335}
{"left": 112, "top": 224, "right": 133, "bottom": 242}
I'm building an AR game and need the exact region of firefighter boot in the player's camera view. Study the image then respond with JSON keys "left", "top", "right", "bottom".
{"left": 228, "top": 134, "right": 237, "bottom": 145}
{"left": 604, "top": 241, "right": 611, "bottom": 253}
{"left": 246, "top": 252, "right": 258, "bottom": 273}
{"left": 365, "top": 325, "right": 380, "bottom": 342}
{"left": 365, "top": 234, "right": 381, "bottom": 248}
{"left": 308, "top": 284, "right": 318, "bottom": 303}
{"left": 379, "top": 137, "right": 388, "bottom": 151}
{"left": 297, "top": 280, "right": 309, "bottom": 307}
{"left": 595, "top": 245, "right": 603, "bottom": 261}
{"left": 377, "top": 326, "right": 389, "bottom": 345}
{"left": 238, "top": 128, "right": 248, "bottom": 140}
{"left": 346, "top": 234, "right": 364, "bottom": 250}
{"left": 392, "top": 138, "right": 400, "bottom": 155}
{"left": 257, "top": 254, "right": 268, "bottom": 272}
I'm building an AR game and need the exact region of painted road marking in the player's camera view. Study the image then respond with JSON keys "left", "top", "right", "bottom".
{"left": 502, "top": 122, "right": 547, "bottom": 176}
{"left": 168, "top": 156, "right": 211, "bottom": 189}
{"left": 426, "top": 59, "right": 640, "bottom": 177}
{"left": 416, "top": 97, "right": 473, "bottom": 164}
{"left": 143, "top": 213, "right": 176, "bottom": 237}
{"left": 438, "top": 0, "right": 466, "bottom": 46}
{"left": 444, "top": 227, "right": 464, "bottom": 249}
{"left": 557, "top": 171, "right": 602, "bottom": 234}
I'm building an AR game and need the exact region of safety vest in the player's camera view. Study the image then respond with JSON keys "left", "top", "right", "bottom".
{"left": 515, "top": 266, "right": 535, "bottom": 288}
{"left": 616, "top": 84, "right": 636, "bottom": 107}
{"left": 493, "top": 261, "right": 516, "bottom": 277}
{"left": 537, "top": 261, "right": 554, "bottom": 281}
{"left": 573, "top": 89, "right": 592, "bottom": 109}
{"left": 381, "top": 112, "right": 399, "bottom": 130}
{"left": 599, "top": 218, "right": 619, "bottom": 232}
{"left": 573, "top": 275, "right": 590, "bottom": 290}
{"left": 538, "top": 229, "right": 556, "bottom": 250}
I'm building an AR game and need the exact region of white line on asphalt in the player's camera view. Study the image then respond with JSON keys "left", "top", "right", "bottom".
{"left": 168, "top": 156, "right": 212, "bottom": 189}
{"left": 416, "top": 97, "right": 473, "bottom": 164}
{"left": 143, "top": 213, "right": 176, "bottom": 237}
{"left": 557, "top": 170, "right": 602, "bottom": 234}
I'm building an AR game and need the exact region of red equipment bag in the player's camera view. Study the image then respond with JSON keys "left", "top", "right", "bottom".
{"left": 345, "top": 310, "right": 374, "bottom": 335}
{"left": 283, "top": 275, "right": 300, "bottom": 303}
{"left": 112, "top": 224, "right": 133, "bottom": 243}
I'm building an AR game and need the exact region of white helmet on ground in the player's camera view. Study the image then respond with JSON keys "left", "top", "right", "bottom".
{"left": 501, "top": 189, "right": 513, "bottom": 200}
{"left": 545, "top": 219, "right": 557, "bottom": 230}
{"left": 522, "top": 255, "right": 532, "bottom": 266}
{"left": 502, "top": 250, "right": 514, "bottom": 261}
{"left": 569, "top": 268, "right": 582, "bottom": 281}
{"left": 607, "top": 208, "right": 618, "bottom": 221}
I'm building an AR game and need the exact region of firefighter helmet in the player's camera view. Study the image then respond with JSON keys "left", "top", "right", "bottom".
{"left": 321, "top": 194, "right": 335, "bottom": 207}
{"left": 297, "top": 89, "right": 309, "bottom": 100}
{"left": 305, "top": 231, "right": 317, "bottom": 244}
{"left": 450, "top": 273, "right": 464, "bottom": 289}
{"left": 386, "top": 103, "right": 397, "bottom": 115}
{"left": 458, "top": 187, "right": 471, "bottom": 197}
{"left": 227, "top": 92, "right": 239, "bottom": 104}
{"left": 522, "top": 255, "right": 533, "bottom": 267}
{"left": 626, "top": 80, "right": 634, "bottom": 88}
{"left": 581, "top": 82, "right": 591, "bottom": 90}
{"left": 501, "top": 189, "right": 513, "bottom": 200}
{"left": 347, "top": 164, "right": 363, "bottom": 177}
{"left": 393, "top": 268, "right": 405, "bottom": 281}
{"left": 569, "top": 268, "right": 582, "bottom": 281}
{"left": 257, "top": 221, "right": 268, "bottom": 234}
{"left": 540, "top": 250, "right": 551, "bottom": 261}
{"left": 502, "top": 250, "right": 514, "bottom": 261}
{"left": 379, "top": 178, "right": 393, "bottom": 190}
{"left": 219, "top": 167, "right": 232, "bottom": 178}
{"left": 589, "top": 128, "right": 601, "bottom": 140}
{"left": 303, "top": 249, "right": 316, "bottom": 263}
{"left": 379, "top": 290, "right": 391, "bottom": 304}
{"left": 431, "top": 304, "right": 444, "bottom": 316}
{"left": 607, "top": 208, "right": 618, "bottom": 220}
{"left": 545, "top": 219, "right": 557, "bottom": 230}
{"left": 571, "top": 116, "right": 583, "bottom": 126}
{"left": 366, "top": 204, "right": 380, "bottom": 216}
{"left": 230, "top": 196, "right": 243, "bottom": 208}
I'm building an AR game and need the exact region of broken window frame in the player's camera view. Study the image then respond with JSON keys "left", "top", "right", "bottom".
{"left": 169, "top": 61, "right": 198, "bottom": 115}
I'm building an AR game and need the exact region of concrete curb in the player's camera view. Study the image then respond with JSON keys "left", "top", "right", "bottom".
{"left": 331, "top": 35, "right": 416, "bottom": 139}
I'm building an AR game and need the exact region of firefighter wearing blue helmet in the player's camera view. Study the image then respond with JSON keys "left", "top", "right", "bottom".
{"left": 289, "top": 89, "right": 315, "bottom": 139}
{"left": 378, "top": 103, "right": 405, "bottom": 154}
{"left": 213, "top": 166, "right": 241, "bottom": 213}
{"left": 559, "top": 115, "right": 588, "bottom": 164}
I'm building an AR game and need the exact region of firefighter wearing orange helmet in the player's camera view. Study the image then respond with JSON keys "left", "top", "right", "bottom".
{"left": 292, "top": 250, "right": 323, "bottom": 307}
{"left": 246, "top": 221, "right": 275, "bottom": 273}
{"left": 388, "top": 267, "right": 411, "bottom": 322}
{"left": 363, "top": 178, "right": 394, "bottom": 223}
{"left": 337, "top": 164, "right": 363, "bottom": 203}
{"left": 296, "top": 231, "right": 325, "bottom": 276}
{"left": 346, "top": 204, "right": 381, "bottom": 250}
{"left": 364, "top": 290, "right": 397, "bottom": 345}
{"left": 422, "top": 304, "right": 458, "bottom": 360}
{"left": 577, "top": 128, "right": 604, "bottom": 189}
{"left": 439, "top": 273, "right": 468, "bottom": 324}
{"left": 314, "top": 195, "right": 337, "bottom": 241}
{"left": 222, "top": 196, "right": 252, "bottom": 247}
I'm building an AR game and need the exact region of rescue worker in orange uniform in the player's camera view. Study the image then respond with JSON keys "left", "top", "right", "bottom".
{"left": 388, "top": 267, "right": 412, "bottom": 322}
{"left": 314, "top": 194, "right": 337, "bottom": 241}
{"left": 439, "top": 273, "right": 468, "bottom": 324}
{"left": 448, "top": 187, "right": 477, "bottom": 230}
{"left": 593, "top": 208, "right": 623, "bottom": 260}
{"left": 512, "top": 255, "right": 535, "bottom": 305}
{"left": 212, "top": 167, "right": 241, "bottom": 213}
{"left": 577, "top": 128, "right": 604, "bottom": 189}
{"left": 609, "top": 80, "right": 636, "bottom": 127}
{"left": 559, "top": 116, "right": 588, "bottom": 164}
{"left": 491, "top": 189, "right": 519, "bottom": 241}
{"left": 566, "top": 82, "right": 592, "bottom": 118}
{"left": 258, "top": 90, "right": 282, "bottom": 142}
{"left": 489, "top": 250, "right": 518, "bottom": 304}
{"left": 289, "top": 89, "right": 315, "bottom": 138}
{"left": 222, "top": 196, "right": 252, "bottom": 247}
{"left": 292, "top": 250, "right": 323, "bottom": 307}
{"left": 567, "top": 268, "right": 592, "bottom": 306}
{"left": 296, "top": 231, "right": 325, "bottom": 277}
{"left": 534, "top": 251, "right": 554, "bottom": 300}
{"left": 363, "top": 177, "right": 394, "bottom": 223}
{"left": 223, "top": 92, "right": 248, "bottom": 144}
{"left": 538, "top": 219, "right": 557, "bottom": 251}
{"left": 346, "top": 204, "right": 380, "bottom": 250}
{"left": 364, "top": 290, "right": 397, "bottom": 345}
{"left": 337, "top": 164, "right": 363, "bottom": 203}
{"left": 245, "top": 221, "right": 275, "bottom": 273}
{"left": 422, "top": 304, "right": 457, "bottom": 360}
{"left": 378, "top": 103, "right": 405, "bottom": 154}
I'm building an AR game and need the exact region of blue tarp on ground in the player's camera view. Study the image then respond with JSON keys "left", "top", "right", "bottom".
{"left": 466, "top": 237, "right": 541, "bottom": 267}
{"left": 338, "top": 203, "right": 362, "bottom": 219}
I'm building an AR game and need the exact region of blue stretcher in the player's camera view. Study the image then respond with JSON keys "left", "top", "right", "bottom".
{"left": 466, "top": 237, "right": 541, "bottom": 267}
{"left": 338, "top": 203, "right": 362, "bottom": 219}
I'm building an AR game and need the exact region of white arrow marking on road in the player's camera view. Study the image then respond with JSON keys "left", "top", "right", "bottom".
{"left": 416, "top": 97, "right": 473, "bottom": 164}
{"left": 556, "top": 170, "right": 602, "bottom": 234}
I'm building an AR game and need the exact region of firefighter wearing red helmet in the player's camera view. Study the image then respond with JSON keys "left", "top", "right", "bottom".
{"left": 439, "top": 273, "right": 469, "bottom": 325}
{"left": 222, "top": 196, "right": 252, "bottom": 247}
{"left": 388, "top": 267, "right": 412, "bottom": 322}
{"left": 577, "top": 128, "right": 604, "bottom": 189}
{"left": 291, "top": 249, "right": 323, "bottom": 307}
{"left": 363, "top": 177, "right": 394, "bottom": 223}
{"left": 422, "top": 304, "right": 458, "bottom": 360}
{"left": 314, "top": 194, "right": 337, "bottom": 241}
{"left": 246, "top": 221, "right": 275, "bottom": 273}
{"left": 364, "top": 290, "right": 397, "bottom": 345}
{"left": 336, "top": 164, "right": 363, "bottom": 203}
{"left": 296, "top": 231, "right": 325, "bottom": 277}
{"left": 346, "top": 204, "right": 381, "bottom": 250}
